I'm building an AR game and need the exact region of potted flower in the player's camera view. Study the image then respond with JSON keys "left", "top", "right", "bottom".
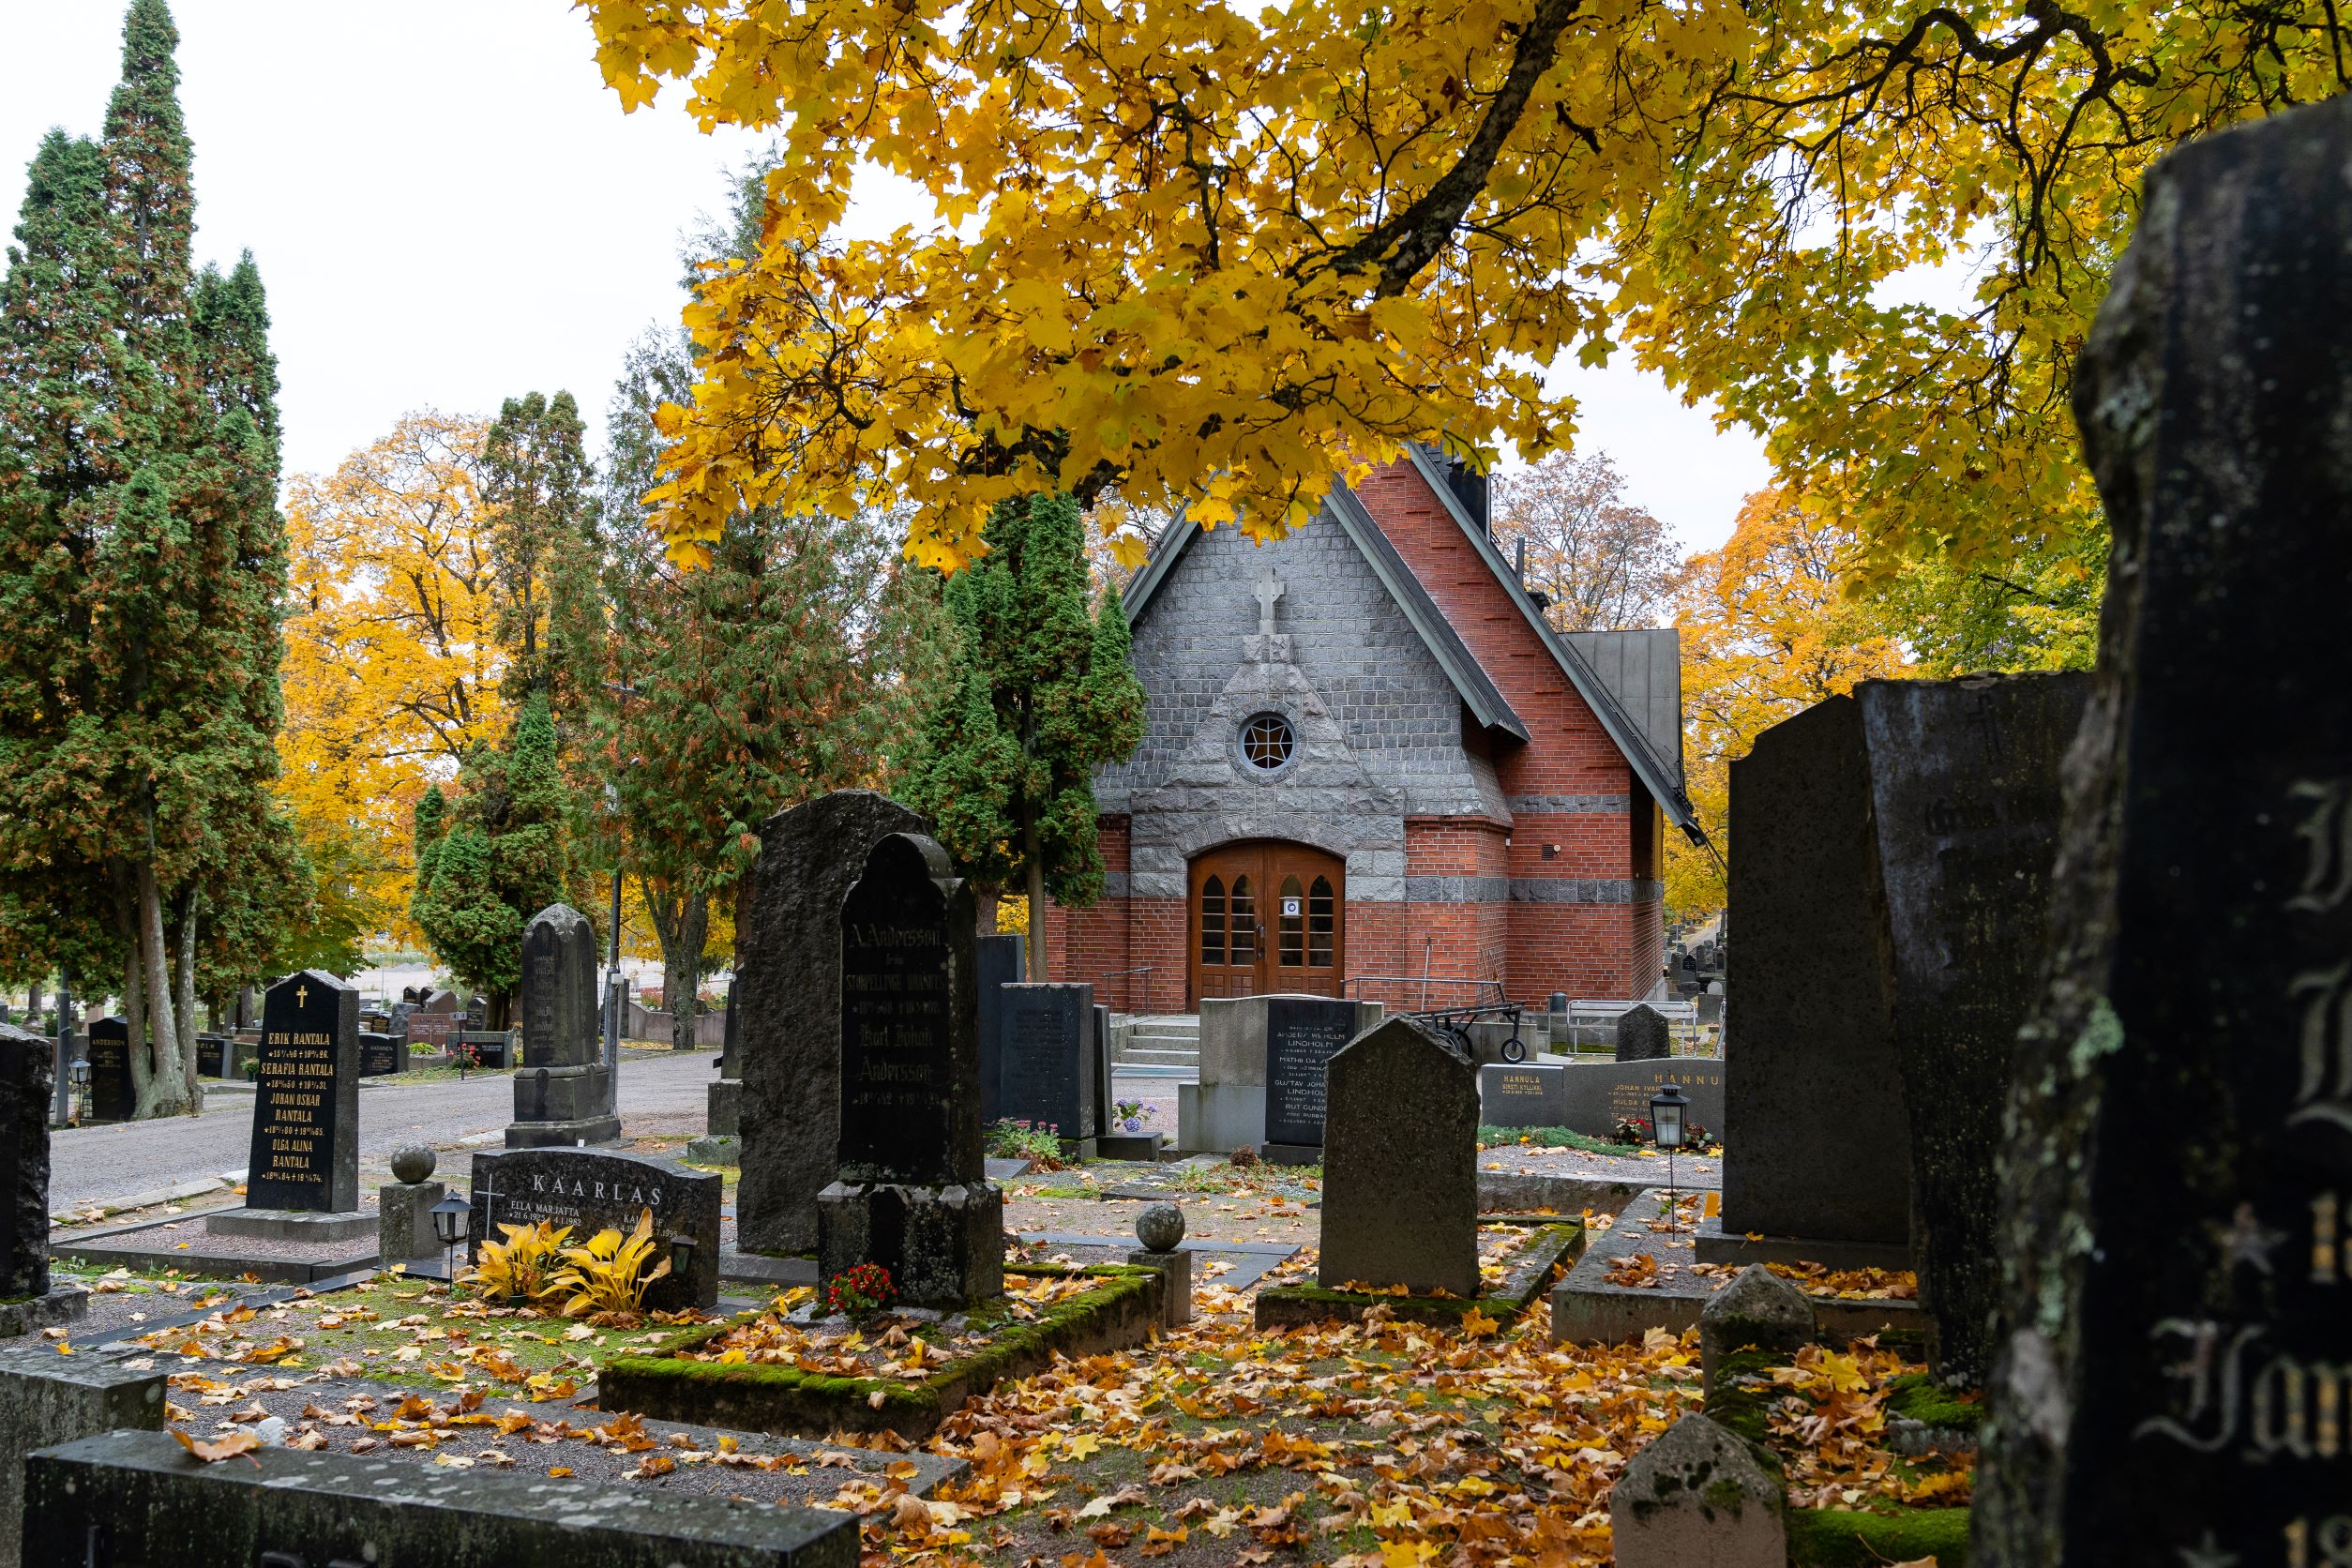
{"left": 824, "top": 1261, "right": 897, "bottom": 1319}
{"left": 1113, "top": 1099, "right": 1149, "bottom": 1136}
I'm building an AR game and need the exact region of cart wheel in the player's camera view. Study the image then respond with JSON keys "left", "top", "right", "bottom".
{"left": 1442, "top": 1025, "right": 1474, "bottom": 1059}
{"left": 1500, "top": 1036, "right": 1527, "bottom": 1063}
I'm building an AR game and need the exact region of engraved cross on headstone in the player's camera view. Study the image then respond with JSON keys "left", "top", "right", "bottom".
{"left": 294, "top": 983, "right": 309, "bottom": 1009}
{"left": 1253, "top": 566, "right": 1285, "bottom": 636}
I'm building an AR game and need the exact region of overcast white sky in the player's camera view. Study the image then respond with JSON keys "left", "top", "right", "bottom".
{"left": 0, "top": 0, "right": 1773, "bottom": 554}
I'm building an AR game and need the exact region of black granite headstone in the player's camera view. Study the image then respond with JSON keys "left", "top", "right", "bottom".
{"left": 818, "top": 831, "right": 1002, "bottom": 1306}
{"left": 358, "top": 1032, "right": 405, "bottom": 1077}
{"left": 246, "top": 971, "right": 360, "bottom": 1214}
{"left": 1262, "top": 996, "right": 1360, "bottom": 1151}
{"left": 1973, "top": 98, "right": 2352, "bottom": 1567}
{"left": 736, "top": 792, "right": 927, "bottom": 1255}
{"left": 82, "top": 1018, "right": 132, "bottom": 1123}
{"left": 0, "top": 1023, "right": 53, "bottom": 1299}
{"left": 195, "top": 1034, "right": 225, "bottom": 1078}
{"left": 468, "top": 1147, "right": 721, "bottom": 1311}
{"left": 972, "top": 932, "right": 1022, "bottom": 1129}
{"left": 1318, "top": 1018, "right": 1478, "bottom": 1296}
{"left": 995, "top": 984, "right": 1096, "bottom": 1147}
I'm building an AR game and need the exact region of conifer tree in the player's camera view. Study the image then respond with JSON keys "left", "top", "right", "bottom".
{"left": 0, "top": 0, "right": 291, "bottom": 1114}
{"left": 903, "top": 491, "right": 1144, "bottom": 980}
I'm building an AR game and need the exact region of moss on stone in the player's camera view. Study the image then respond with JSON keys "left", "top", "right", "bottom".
{"left": 1884, "top": 1373, "right": 1984, "bottom": 1432}
{"left": 1787, "top": 1506, "right": 1971, "bottom": 1566}
{"left": 1700, "top": 1348, "right": 1781, "bottom": 1451}
{"left": 1255, "top": 1223, "right": 1582, "bottom": 1330}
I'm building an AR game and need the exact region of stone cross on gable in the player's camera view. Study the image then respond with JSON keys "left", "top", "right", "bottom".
{"left": 1253, "top": 566, "right": 1285, "bottom": 636}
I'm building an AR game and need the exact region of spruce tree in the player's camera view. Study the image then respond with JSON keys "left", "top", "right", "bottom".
{"left": 903, "top": 491, "right": 1145, "bottom": 979}
{"left": 0, "top": 1, "right": 291, "bottom": 1114}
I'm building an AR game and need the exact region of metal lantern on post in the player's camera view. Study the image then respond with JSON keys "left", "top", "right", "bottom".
{"left": 68, "top": 1058, "right": 90, "bottom": 1123}
{"left": 1650, "top": 1081, "right": 1692, "bottom": 1218}
{"left": 430, "top": 1192, "right": 473, "bottom": 1283}
{"left": 668, "top": 1233, "right": 698, "bottom": 1295}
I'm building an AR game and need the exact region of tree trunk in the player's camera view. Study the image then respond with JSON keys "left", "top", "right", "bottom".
{"left": 657, "top": 887, "right": 709, "bottom": 1052}
{"left": 135, "top": 857, "right": 189, "bottom": 1117}
{"left": 1016, "top": 818, "right": 1044, "bottom": 972}
{"left": 113, "top": 866, "right": 150, "bottom": 1113}
{"left": 173, "top": 890, "right": 202, "bottom": 1113}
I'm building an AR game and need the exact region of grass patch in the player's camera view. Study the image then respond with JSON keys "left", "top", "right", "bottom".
{"left": 1885, "top": 1372, "right": 1985, "bottom": 1432}
{"left": 1478, "top": 1124, "right": 1625, "bottom": 1155}
{"left": 1787, "top": 1506, "right": 1971, "bottom": 1566}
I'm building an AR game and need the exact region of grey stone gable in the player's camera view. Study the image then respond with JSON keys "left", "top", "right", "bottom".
{"left": 1100, "top": 517, "right": 1507, "bottom": 903}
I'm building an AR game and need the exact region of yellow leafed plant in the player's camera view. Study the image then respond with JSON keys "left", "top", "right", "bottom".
{"left": 549, "top": 1209, "right": 671, "bottom": 1323}
{"left": 461, "top": 1221, "right": 573, "bottom": 1304}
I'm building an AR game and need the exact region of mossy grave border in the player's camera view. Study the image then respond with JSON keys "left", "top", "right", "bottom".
{"left": 596, "top": 1263, "right": 1158, "bottom": 1440}
{"left": 1254, "top": 1219, "right": 1584, "bottom": 1330}
{"left": 1787, "top": 1504, "right": 1971, "bottom": 1566}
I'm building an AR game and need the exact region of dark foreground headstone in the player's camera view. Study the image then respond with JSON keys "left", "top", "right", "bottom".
{"left": 974, "top": 931, "right": 1023, "bottom": 1128}
{"left": 0, "top": 1024, "right": 80, "bottom": 1337}
{"left": 816, "top": 832, "right": 1002, "bottom": 1306}
{"left": 1317, "top": 1018, "right": 1478, "bottom": 1297}
{"left": 1613, "top": 1003, "right": 1670, "bottom": 1063}
{"left": 82, "top": 1016, "right": 132, "bottom": 1123}
{"left": 25, "top": 1429, "right": 856, "bottom": 1568}
{"left": 193, "top": 1034, "right": 224, "bottom": 1078}
{"left": 0, "top": 1348, "right": 165, "bottom": 1568}
{"left": 1973, "top": 97, "right": 2352, "bottom": 1568}
{"left": 996, "top": 983, "right": 1097, "bottom": 1153}
{"left": 737, "top": 792, "right": 927, "bottom": 1256}
{"left": 1262, "top": 994, "right": 1361, "bottom": 1157}
{"left": 241, "top": 970, "right": 360, "bottom": 1216}
{"left": 505, "top": 904, "right": 618, "bottom": 1148}
{"left": 469, "top": 1147, "right": 721, "bottom": 1310}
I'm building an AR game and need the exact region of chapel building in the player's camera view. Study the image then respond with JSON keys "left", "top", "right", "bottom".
{"left": 1042, "top": 445, "right": 1702, "bottom": 1015}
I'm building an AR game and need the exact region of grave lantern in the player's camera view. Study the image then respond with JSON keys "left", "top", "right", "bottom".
{"left": 1650, "top": 1081, "right": 1692, "bottom": 1217}
{"left": 668, "top": 1232, "right": 699, "bottom": 1287}
{"left": 68, "top": 1057, "right": 90, "bottom": 1121}
{"left": 430, "top": 1191, "right": 472, "bottom": 1280}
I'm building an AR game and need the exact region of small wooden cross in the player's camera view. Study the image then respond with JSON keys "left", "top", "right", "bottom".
{"left": 1252, "top": 566, "right": 1285, "bottom": 636}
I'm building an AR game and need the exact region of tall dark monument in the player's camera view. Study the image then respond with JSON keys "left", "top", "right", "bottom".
{"left": 735, "top": 792, "right": 926, "bottom": 1256}
{"left": 504, "top": 905, "right": 619, "bottom": 1149}
{"left": 1972, "top": 98, "right": 2352, "bottom": 1566}
{"left": 0, "top": 1022, "right": 83, "bottom": 1334}
{"left": 81, "top": 1017, "right": 132, "bottom": 1123}
{"left": 816, "top": 833, "right": 1002, "bottom": 1306}
{"left": 207, "top": 971, "right": 369, "bottom": 1242}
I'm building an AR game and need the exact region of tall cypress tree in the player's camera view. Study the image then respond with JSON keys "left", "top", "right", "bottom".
{"left": 903, "top": 491, "right": 1145, "bottom": 980}
{"left": 0, "top": 1, "right": 290, "bottom": 1115}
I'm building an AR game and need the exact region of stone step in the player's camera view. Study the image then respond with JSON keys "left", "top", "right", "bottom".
{"left": 1121, "top": 1047, "right": 1200, "bottom": 1067}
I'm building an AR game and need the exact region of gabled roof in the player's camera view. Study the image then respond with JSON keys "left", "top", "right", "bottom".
{"left": 1402, "top": 445, "right": 1705, "bottom": 843}
{"left": 1123, "top": 490, "right": 1530, "bottom": 743}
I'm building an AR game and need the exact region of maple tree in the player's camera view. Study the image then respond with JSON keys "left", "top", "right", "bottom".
{"left": 279, "top": 412, "right": 506, "bottom": 944}
{"left": 577, "top": 2, "right": 2345, "bottom": 599}
{"left": 1666, "top": 489, "right": 1911, "bottom": 916}
{"left": 1487, "top": 451, "right": 1681, "bottom": 633}
{"left": 0, "top": 0, "right": 296, "bottom": 1114}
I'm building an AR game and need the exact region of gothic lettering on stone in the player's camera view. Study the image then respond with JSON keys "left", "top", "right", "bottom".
{"left": 2289, "top": 778, "right": 2352, "bottom": 915}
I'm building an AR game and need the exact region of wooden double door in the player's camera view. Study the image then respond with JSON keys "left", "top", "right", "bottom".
{"left": 1189, "top": 841, "right": 1345, "bottom": 1003}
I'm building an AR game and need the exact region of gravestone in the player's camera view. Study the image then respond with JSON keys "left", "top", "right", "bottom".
{"left": 1317, "top": 1018, "right": 1478, "bottom": 1297}
{"left": 973, "top": 932, "right": 1023, "bottom": 1128}
{"left": 815, "top": 832, "right": 1002, "bottom": 1306}
{"left": 995, "top": 983, "right": 1097, "bottom": 1154}
{"left": 1613, "top": 1003, "right": 1670, "bottom": 1063}
{"left": 0, "top": 1349, "right": 164, "bottom": 1568}
{"left": 1610, "top": 1413, "right": 1785, "bottom": 1568}
{"left": 387, "top": 1000, "right": 415, "bottom": 1041}
{"left": 1558, "top": 1058, "right": 1726, "bottom": 1139}
{"left": 404, "top": 988, "right": 460, "bottom": 1054}
{"left": 1180, "top": 993, "right": 1381, "bottom": 1153}
{"left": 1973, "top": 98, "right": 2352, "bottom": 1567}
{"left": 82, "top": 1017, "right": 132, "bottom": 1123}
{"left": 358, "top": 1031, "right": 406, "bottom": 1077}
{"left": 504, "top": 905, "right": 619, "bottom": 1149}
{"left": 1478, "top": 1062, "right": 1570, "bottom": 1128}
{"left": 218, "top": 970, "right": 362, "bottom": 1234}
{"left": 24, "top": 1431, "right": 857, "bottom": 1568}
{"left": 1262, "top": 995, "right": 1362, "bottom": 1160}
{"left": 736, "top": 791, "right": 927, "bottom": 1256}
{"left": 469, "top": 1147, "right": 720, "bottom": 1310}
{"left": 1859, "top": 671, "right": 2087, "bottom": 1387}
{"left": 194, "top": 1034, "right": 224, "bottom": 1078}
{"left": 0, "top": 1024, "right": 82, "bottom": 1334}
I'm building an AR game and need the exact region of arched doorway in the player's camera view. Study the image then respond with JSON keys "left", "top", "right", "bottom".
{"left": 1189, "top": 842, "right": 1345, "bottom": 1003}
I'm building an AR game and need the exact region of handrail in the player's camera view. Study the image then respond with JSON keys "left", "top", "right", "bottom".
{"left": 1094, "top": 965, "right": 1153, "bottom": 1012}
{"left": 1342, "top": 973, "right": 1506, "bottom": 1012}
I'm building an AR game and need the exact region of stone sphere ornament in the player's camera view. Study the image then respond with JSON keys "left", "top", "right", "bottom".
{"left": 1136, "top": 1203, "right": 1186, "bottom": 1253}
{"left": 390, "top": 1144, "right": 437, "bottom": 1184}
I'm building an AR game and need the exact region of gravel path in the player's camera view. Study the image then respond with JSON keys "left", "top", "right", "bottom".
{"left": 51, "top": 1048, "right": 721, "bottom": 1214}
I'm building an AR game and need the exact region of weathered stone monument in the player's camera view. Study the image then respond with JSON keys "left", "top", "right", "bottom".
{"left": 1707, "top": 671, "right": 2083, "bottom": 1319}
{"left": 1317, "top": 1018, "right": 1478, "bottom": 1297}
{"left": 1973, "top": 98, "right": 2352, "bottom": 1567}
{"left": 0, "top": 1024, "right": 83, "bottom": 1334}
{"left": 1613, "top": 1003, "right": 1671, "bottom": 1063}
{"left": 1179, "top": 993, "right": 1380, "bottom": 1153}
{"left": 504, "top": 905, "right": 619, "bottom": 1149}
{"left": 211, "top": 970, "right": 367, "bottom": 1242}
{"left": 0, "top": 1347, "right": 164, "bottom": 1568}
{"left": 736, "top": 792, "right": 926, "bottom": 1256}
{"left": 377, "top": 1144, "right": 445, "bottom": 1268}
{"left": 995, "top": 982, "right": 1098, "bottom": 1156}
{"left": 816, "top": 832, "right": 1002, "bottom": 1306}
{"left": 686, "top": 979, "right": 742, "bottom": 1164}
{"left": 81, "top": 1016, "right": 132, "bottom": 1122}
